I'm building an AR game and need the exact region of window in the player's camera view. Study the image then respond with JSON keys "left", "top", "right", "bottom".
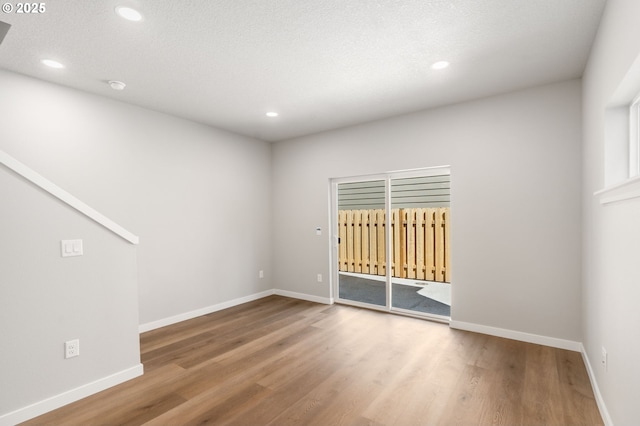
{"left": 630, "top": 95, "right": 640, "bottom": 178}
{"left": 596, "top": 53, "right": 640, "bottom": 204}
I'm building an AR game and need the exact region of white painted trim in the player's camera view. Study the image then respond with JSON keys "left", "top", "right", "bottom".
{"left": 580, "top": 344, "right": 613, "bottom": 426}
{"left": 273, "top": 289, "right": 333, "bottom": 305}
{"left": 139, "top": 289, "right": 333, "bottom": 334}
{"left": 449, "top": 320, "right": 582, "bottom": 352}
{"left": 595, "top": 171, "right": 640, "bottom": 204}
{"left": 389, "top": 307, "right": 451, "bottom": 324}
{"left": 0, "top": 150, "right": 139, "bottom": 244}
{"left": 595, "top": 182, "right": 640, "bottom": 204}
{"left": 0, "top": 363, "right": 143, "bottom": 426}
{"left": 139, "top": 290, "right": 275, "bottom": 333}
{"left": 600, "top": 189, "right": 640, "bottom": 204}
{"left": 385, "top": 165, "right": 451, "bottom": 179}
{"left": 594, "top": 174, "right": 640, "bottom": 196}
{"left": 330, "top": 165, "right": 451, "bottom": 184}
{"left": 334, "top": 296, "right": 451, "bottom": 323}
{"left": 335, "top": 297, "right": 388, "bottom": 312}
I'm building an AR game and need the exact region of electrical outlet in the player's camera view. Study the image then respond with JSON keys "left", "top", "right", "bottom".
{"left": 601, "top": 347, "right": 607, "bottom": 371}
{"left": 65, "top": 339, "right": 80, "bottom": 359}
{"left": 259, "top": 270, "right": 264, "bottom": 279}
{"left": 317, "top": 273, "right": 322, "bottom": 282}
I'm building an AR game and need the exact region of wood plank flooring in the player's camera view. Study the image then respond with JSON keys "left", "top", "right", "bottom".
{"left": 23, "top": 296, "right": 603, "bottom": 425}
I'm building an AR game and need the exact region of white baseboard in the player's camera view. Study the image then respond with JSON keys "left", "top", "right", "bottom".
{"left": 3, "top": 289, "right": 330, "bottom": 426}
{"left": 580, "top": 344, "right": 613, "bottom": 426}
{"left": 448, "top": 322, "right": 611, "bottom": 424}
{"left": 449, "top": 320, "right": 582, "bottom": 352}
{"left": 0, "top": 363, "right": 143, "bottom": 426}
{"left": 273, "top": 289, "right": 333, "bottom": 305}
{"left": 139, "top": 290, "right": 275, "bottom": 333}
{"left": 139, "top": 289, "right": 333, "bottom": 334}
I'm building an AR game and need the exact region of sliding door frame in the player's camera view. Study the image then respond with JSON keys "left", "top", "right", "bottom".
{"left": 330, "top": 165, "right": 451, "bottom": 320}
{"left": 330, "top": 172, "right": 390, "bottom": 313}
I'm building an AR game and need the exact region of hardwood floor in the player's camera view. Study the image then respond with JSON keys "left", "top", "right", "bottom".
{"left": 23, "top": 296, "right": 603, "bottom": 425}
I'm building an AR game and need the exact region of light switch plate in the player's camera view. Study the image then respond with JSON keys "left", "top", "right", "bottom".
{"left": 61, "top": 239, "right": 83, "bottom": 257}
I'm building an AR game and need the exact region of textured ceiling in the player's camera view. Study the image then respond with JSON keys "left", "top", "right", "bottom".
{"left": 0, "top": 0, "right": 606, "bottom": 142}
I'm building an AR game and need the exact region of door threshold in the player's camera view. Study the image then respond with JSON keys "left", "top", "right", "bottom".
{"left": 335, "top": 298, "right": 451, "bottom": 325}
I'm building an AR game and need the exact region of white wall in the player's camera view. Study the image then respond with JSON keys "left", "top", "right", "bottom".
{"left": 272, "top": 79, "right": 583, "bottom": 342}
{"left": 0, "top": 70, "right": 273, "bottom": 327}
{"left": 0, "top": 69, "right": 272, "bottom": 420}
{"left": 582, "top": 0, "right": 640, "bottom": 423}
{"left": 0, "top": 163, "right": 141, "bottom": 418}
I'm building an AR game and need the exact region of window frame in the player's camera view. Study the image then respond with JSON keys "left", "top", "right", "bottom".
{"left": 630, "top": 94, "right": 640, "bottom": 178}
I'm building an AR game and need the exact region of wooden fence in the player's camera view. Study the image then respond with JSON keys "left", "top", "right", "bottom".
{"left": 338, "top": 208, "right": 450, "bottom": 283}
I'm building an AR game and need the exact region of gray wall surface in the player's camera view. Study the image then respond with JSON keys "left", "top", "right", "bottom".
{"left": 582, "top": 0, "right": 640, "bottom": 423}
{"left": 0, "top": 70, "right": 273, "bottom": 327}
{"left": 0, "top": 164, "right": 140, "bottom": 415}
{"left": 272, "top": 79, "right": 583, "bottom": 342}
{"left": 0, "top": 69, "right": 272, "bottom": 418}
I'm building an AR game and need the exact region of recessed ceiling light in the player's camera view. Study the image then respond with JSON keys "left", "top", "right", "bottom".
{"left": 431, "top": 60, "right": 450, "bottom": 70}
{"left": 115, "top": 6, "right": 143, "bottom": 21}
{"left": 41, "top": 59, "right": 65, "bottom": 69}
{"left": 108, "top": 80, "right": 126, "bottom": 91}
{"left": 266, "top": 112, "right": 279, "bottom": 117}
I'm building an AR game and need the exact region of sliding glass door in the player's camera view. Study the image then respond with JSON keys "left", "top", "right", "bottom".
{"left": 332, "top": 167, "right": 451, "bottom": 320}
{"left": 389, "top": 175, "right": 451, "bottom": 317}
{"left": 336, "top": 178, "right": 387, "bottom": 308}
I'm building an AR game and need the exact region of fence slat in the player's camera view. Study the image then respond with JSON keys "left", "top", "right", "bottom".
{"left": 407, "top": 209, "right": 416, "bottom": 279}
{"left": 361, "top": 210, "right": 370, "bottom": 274}
{"left": 368, "top": 209, "right": 377, "bottom": 275}
{"left": 435, "top": 208, "right": 445, "bottom": 282}
{"left": 377, "top": 210, "right": 386, "bottom": 275}
{"left": 399, "top": 209, "right": 406, "bottom": 278}
{"left": 392, "top": 209, "right": 400, "bottom": 277}
{"left": 354, "top": 211, "right": 362, "bottom": 273}
{"left": 425, "top": 209, "right": 435, "bottom": 281}
{"left": 346, "top": 210, "right": 354, "bottom": 272}
{"left": 443, "top": 208, "right": 450, "bottom": 282}
{"left": 416, "top": 209, "right": 425, "bottom": 280}
{"left": 339, "top": 210, "right": 347, "bottom": 271}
